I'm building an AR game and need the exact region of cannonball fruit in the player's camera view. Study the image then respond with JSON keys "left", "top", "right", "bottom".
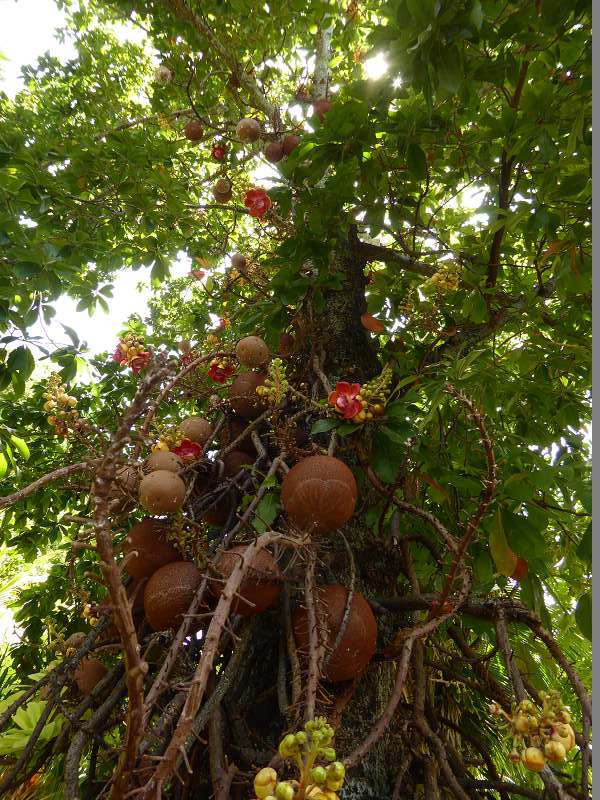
{"left": 292, "top": 585, "right": 377, "bottom": 682}
{"left": 313, "top": 98, "right": 332, "bottom": 120}
{"left": 229, "top": 371, "right": 267, "bottom": 419}
{"left": 210, "top": 545, "right": 281, "bottom": 616}
{"left": 236, "top": 117, "right": 261, "bottom": 143}
{"left": 264, "top": 141, "right": 284, "bottom": 163}
{"left": 123, "top": 517, "right": 180, "bottom": 579}
{"left": 184, "top": 120, "right": 204, "bottom": 141}
{"left": 74, "top": 658, "right": 107, "bottom": 696}
{"left": 224, "top": 450, "right": 254, "bottom": 476}
{"left": 235, "top": 335, "right": 269, "bottom": 368}
{"left": 144, "top": 451, "right": 183, "bottom": 474}
{"left": 231, "top": 252, "right": 247, "bottom": 271}
{"left": 144, "top": 561, "right": 203, "bottom": 631}
{"left": 139, "top": 470, "right": 186, "bottom": 515}
{"left": 219, "top": 417, "right": 256, "bottom": 456}
{"left": 213, "top": 178, "right": 233, "bottom": 202}
{"left": 282, "top": 134, "right": 301, "bottom": 155}
{"left": 179, "top": 416, "right": 213, "bottom": 445}
{"left": 281, "top": 455, "right": 357, "bottom": 533}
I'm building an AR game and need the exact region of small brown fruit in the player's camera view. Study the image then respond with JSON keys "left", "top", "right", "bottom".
{"left": 235, "top": 335, "right": 269, "bottom": 368}
{"left": 281, "top": 455, "right": 357, "bottom": 533}
{"left": 224, "top": 450, "right": 254, "bottom": 476}
{"left": 74, "top": 658, "right": 107, "bottom": 696}
{"left": 139, "top": 470, "right": 186, "bottom": 515}
{"left": 236, "top": 118, "right": 261, "bottom": 143}
{"left": 213, "top": 178, "right": 233, "bottom": 202}
{"left": 278, "top": 332, "right": 295, "bottom": 357}
{"left": 180, "top": 416, "right": 214, "bottom": 444}
{"left": 184, "top": 120, "right": 204, "bottom": 141}
{"left": 282, "top": 134, "right": 301, "bottom": 155}
{"left": 144, "top": 561, "right": 204, "bottom": 631}
{"left": 144, "top": 451, "right": 183, "bottom": 474}
{"left": 229, "top": 371, "right": 268, "bottom": 419}
{"left": 211, "top": 545, "right": 281, "bottom": 616}
{"left": 231, "top": 252, "right": 247, "bottom": 271}
{"left": 264, "top": 141, "right": 285, "bottom": 163}
{"left": 313, "top": 98, "right": 332, "bottom": 120}
{"left": 123, "top": 517, "right": 180, "bottom": 579}
{"left": 292, "top": 585, "right": 377, "bottom": 682}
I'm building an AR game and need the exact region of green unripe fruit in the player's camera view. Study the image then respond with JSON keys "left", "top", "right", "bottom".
{"left": 310, "top": 767, "right": 327, "bottom": 785}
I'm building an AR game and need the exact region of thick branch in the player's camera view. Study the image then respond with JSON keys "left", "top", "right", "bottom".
{"left": 0, "top": 461, "right": 96, "bottom": 509}
{"left": 356, "top": 239, "right": 436, "bottom": 277}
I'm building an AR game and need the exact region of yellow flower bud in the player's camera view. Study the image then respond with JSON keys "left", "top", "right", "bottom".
{"left": 254, "top": 767, "right": 278, "bottom": 799}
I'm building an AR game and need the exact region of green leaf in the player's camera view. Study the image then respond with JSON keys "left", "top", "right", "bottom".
{"left": 0, "top": 452, "right": 8, "bottom": 480}
{"left": 575, "top": 593, "right": 592, "bottom": 641}
{"left": 310, "top": 418, "right": 338, "bottom": 435}
{"left": 488, "top": 510, "right": 517, "bottom": 576}
{"left": 576, "top": 522, "right": 592, "bottom": 566}
{"left": 371, "top": 429, "right": 405, "bottom": 484}
{"left": 9, "top": 435, "right": 30, "bottom": 461}
{"left": 406, "top": 143, "right": 427, "bottom": 180}
{"left": 252, "top": 492, "right": 280, "bottom": 534}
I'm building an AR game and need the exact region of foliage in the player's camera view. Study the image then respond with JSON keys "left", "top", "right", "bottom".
{"left": 0, "top": 0, "right": 591, "bottom": 797}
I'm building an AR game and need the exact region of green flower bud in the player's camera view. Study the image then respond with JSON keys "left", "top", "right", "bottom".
{"left": 275, "top": 781, "right": 295, "bottom": 800}
{"left": 294, "top": 731, "right": 307, "bottom": 746}
{"left": 279, "top": 734, "right": 298, "bottom": 758}
{"left": 327, "top": 762, "right": 345, "bottom": 781}
{"left": 310, "top": 766, "right": 327, "bottom": 785}
{"left": 321, "top": 747, "right": 336, "bottom": 762}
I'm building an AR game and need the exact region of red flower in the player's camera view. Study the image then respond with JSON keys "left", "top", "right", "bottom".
{"left": 172, "top": 438, "right": 202, "bottom": 461}
{"left": 211, "top": 143, "right": 227, "bottom": 161}
{"left": 190, "top": 269, "right": 205, "bottom": 280}
{"left": 112, "top": 345, "right": 124, "bottom": 363}
{"left": 180, "top": 351, "right": 196, "bottom": 366}
{"left": 328, "top": 381, "right": 363, "bottom": 419}
{"left": 244, "top": 187, "right": 272, "bottom": 218}
{"left": 208, "top": 361, "right": 234, "bottom": 383}
{"left": 130, "top": 352, "right": 150, "bottom": 373}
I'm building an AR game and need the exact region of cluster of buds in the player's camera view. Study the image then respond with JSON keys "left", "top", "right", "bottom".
{"left": 153, "top": 64, "right": 172, "bottom": 85}
{"left": 208, "top": 358, "right": 235, "bottom": 384}
{"left": 490, "top": 691, "right": 576, "bottom": 772}
{"left": 43, "top": 374, "right": 86, "bottom": 437}
{"left": 152, "top": 425, "right": 202, "bottom": 462}
{"left": 252, "top": 718, "right": 345, "bottom": 800}
{"left": 112, "top": 334, "right": 150, "bottom": 374}
{"left": 165, "top": 513, "right": 206, "bottom": 562}
{"left": 425, "top": 262, "right": 461, "bottom": 293}
{"left": 327, "top": 366, "right": 392, "bottom": 424}
{"left": 256, "top": 358, "right": 289, "bottom": 406}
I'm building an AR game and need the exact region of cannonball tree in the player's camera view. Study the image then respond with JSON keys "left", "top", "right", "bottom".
{"left": 0, "top": 0, "right": 591, "bottom": 799}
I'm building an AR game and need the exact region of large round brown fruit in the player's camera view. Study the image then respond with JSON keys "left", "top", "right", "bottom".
{"left": 139, "top": 470, "right": 186, "bottom": 515}
{"left": 231, "top": 252, "right": 247, "bottom": 271}
{"left": 180, "top": 416, "right": 214, "bottom": 445}
{"left": 144, "top": 561, "right": 203, "bottom": 631}
{"left": 224, "top": 450, "right": 254, "bottom": 476}
{"left": 213, "top": 178, "right": 233, "bottom": 202}
{"left": 210, "top": 545, "right": 281, "bottom": 616}
{"left": 235, "top": 336, "right": 269, "bottom": 368}
{"left": 292, "top": 585, "right": 377, "bottom": 682}
{"left": 282, "top": 134, "right": 301, "bottom": 155}
{"left": 74, "top": 658, "right": 108, "bottom": 696}
{"left": 123, "top": 517, "right": 180, "bottom": 579}
{"left": 236, "top": 118, "right": 261, "bottom": 143}
{"left": 184, "top": 120, "right": 204, "bottom": 141}
{"left": 229, "top": 371, "right": 267, "bottom": 419}
{"left": 264, "top": 141, "right": 284, "bottom": 163}
{"left": 313, "top": 98, "right": 332, "bottom": 120}
{"left": 202, "top": 495, "right": 232, "bottom": 526}
{"left": 219, "top": 417, "right": 256, "bottom": 456}
{"left": 281, "top": 455, "right": 357, "bottom": 533}
{"left": 144, "top": 451, "right": 183, "bottom": 474}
